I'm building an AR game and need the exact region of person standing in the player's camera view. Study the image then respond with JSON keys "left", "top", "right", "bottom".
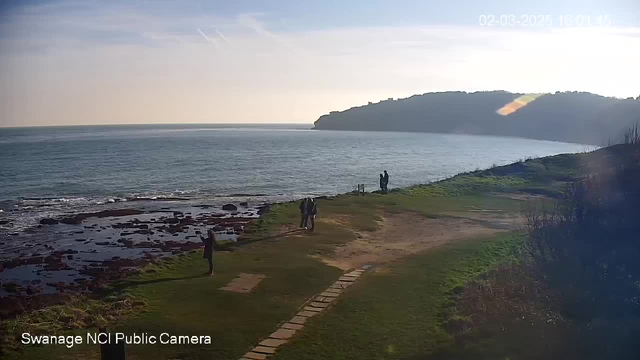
{"left": 379, "top": 173, "right": 385, "bottom": 192}
{"left": 299, "top": 198, "right": 308, "bottom": 228}
{"left": 383, "top": 170, "right": 390, "bottom": 193}
{"left": 200, "top": 229, "right": 215, "bottom": 275}
{"left": 306, "top": 198, "right": 317, "bottom": 232}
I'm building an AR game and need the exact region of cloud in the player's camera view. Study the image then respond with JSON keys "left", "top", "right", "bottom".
{"left": 235, "top": 13, "right": 298, "bottom": 51}
{"left": 0, "top": 1, "right": 639, "bottom": 127}
{"left": 197, "top": 27, "right": 221, "bottom": 50}
{"left": 215, "top": 28, "right": 232, "bottom": 44}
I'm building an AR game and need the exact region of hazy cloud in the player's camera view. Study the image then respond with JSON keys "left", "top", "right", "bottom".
{"left": 0, "top": 1, "right": 638, "bottom": 127}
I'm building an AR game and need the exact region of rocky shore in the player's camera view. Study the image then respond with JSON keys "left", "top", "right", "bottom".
{"left": 0, "top": 202, "right": 270, "bottom": 318}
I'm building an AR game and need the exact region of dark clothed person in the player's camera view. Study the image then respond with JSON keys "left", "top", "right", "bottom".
{"left": 383, "top": 170, "right": 390, "bottom": 193}
{"left": 299, "top": 198, "right": 308, "bottom": 228}
{"left": 379, "top": 174, "right": 384, "bottom": 192}
{"left": 306, "top": 198, "right": 317, "bottom": 231}
{"left": 201, "top": 229, "right": 215, "bottom": 275}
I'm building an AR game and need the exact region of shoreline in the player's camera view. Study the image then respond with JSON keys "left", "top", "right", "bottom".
{"left": 1, "top": 143, "right": 607, "bottom": 319}
{"left": 0, "top": 201, "right": 271, "bottom": 307}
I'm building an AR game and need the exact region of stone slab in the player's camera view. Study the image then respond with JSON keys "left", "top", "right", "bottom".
{"left": 282, "top": 323, "right": 304, "bottom": 330}
{"left": 320, "top": 291, "right": 339, "bottom": 297}
{"left": 252, "top": 346, "right": 276, "bottom": 354}
{"left": 310, "top": 301, "right": 330, "bottom": 308}
{"left": 335, "top": 281, "right": 352, "bottom": 286}
{"left": 220, "top": 273, "right": 266, "bottom": 293}
{"left": 260, "top": 338, "right": 287, "bottom": 347}
{"left": 270, "top": 328, "right": 296, "bottom": 340}
{"left": 244, "top": 352, "right": 267, "bottom": 360}
{"left": 290, "top": 316, "right": 308, "bottom": 325}
{"left": 321, "top": 297, "right": 335, "bottom": 303}
{"left": 297, "top": 310, "right": 318, "bottom": 317}
{"left": 324, "top": 288, "right": 342, "bottom": 294}
{"left": 330, "top": 284, "right": 343, "bottom": 289}
{"left": 338, "top": 277, "right": 356, "bottom": 282}
{"left": 303, "top": 306, "right": 323, "bottom": 312}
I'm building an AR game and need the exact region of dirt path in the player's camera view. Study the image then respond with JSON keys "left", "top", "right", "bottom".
{"left": 316, "top": 210, "right": 522, "bottom": 270}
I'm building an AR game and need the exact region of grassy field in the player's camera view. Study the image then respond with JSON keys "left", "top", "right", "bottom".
{"left": 275, "top": 232, "right": 522, "bottom": 360}
{"left": 4, "top": 148, "right": 600, "bottom": 360}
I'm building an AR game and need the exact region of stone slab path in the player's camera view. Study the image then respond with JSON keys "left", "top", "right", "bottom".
{"left": 221, "top": 273, "right": 266, "bottom": 293}
{"left": 239, "top": 266, "right": 368, "bottom": 360}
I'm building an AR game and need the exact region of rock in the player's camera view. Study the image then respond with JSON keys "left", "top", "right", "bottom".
{"left": 2, "top": 282, "right": 19, "bottom": 293}
{"left": 239, "top": 202, "right": 248, "bottom": 207}
{"left": 26, "top": 286, "right": 38, "bottom": 295}
{"left": 222, "top": 204, "right": 238, "bottom": 211}
{"left": 39, "top": 218, "right": 59, "bottom": 225}
{"left": 59, "top": 216, "right": 83, "bottom": 225}
{"left": 25, "top": 256, "right": 43, "bottom": 265}
{"left": 60, "top": 209, "right": 145, "bottom": 225}
{"left": 257, "top": 205, "right": 271, "bottom": 216}
{"left": 179, "top": 217, "right": 195, "bottom": 225}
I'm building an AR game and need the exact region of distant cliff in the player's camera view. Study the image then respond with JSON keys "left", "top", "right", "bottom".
{"left": 313, "top": 91, "right": 640, "bottom": 145}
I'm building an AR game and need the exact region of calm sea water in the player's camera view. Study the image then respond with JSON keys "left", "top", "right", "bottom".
{"left": 0, "top": 124, "right": 593, "bottom": 231}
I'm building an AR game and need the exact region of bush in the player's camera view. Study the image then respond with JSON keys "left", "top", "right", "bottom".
{"left": 524, "top": 144, "right": 640, "bottom": 358}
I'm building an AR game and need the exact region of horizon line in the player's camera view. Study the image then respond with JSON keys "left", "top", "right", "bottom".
{"left": 0, "top": 122, "right": 315, "bottom": 129}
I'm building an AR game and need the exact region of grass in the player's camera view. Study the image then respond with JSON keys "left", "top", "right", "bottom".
{"left": 5, "top": 147, "right": 603, "bottom": 360}
{"left": 275, "top": 232, "right": 523, "bottom": 360}
{"left": 7, "top": 206, "right": 350, "bottom": 360}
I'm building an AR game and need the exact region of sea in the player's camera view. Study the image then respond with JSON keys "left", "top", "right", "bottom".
{"left": 0, "top": 124, "right": 594, "bottom": 234}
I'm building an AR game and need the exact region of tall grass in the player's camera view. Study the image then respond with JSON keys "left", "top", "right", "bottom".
{"left": 622, "top": 122, "right": 640, "bottom": 145}
{"left": 522, "top": 138, "right": 640, "bottom": 359}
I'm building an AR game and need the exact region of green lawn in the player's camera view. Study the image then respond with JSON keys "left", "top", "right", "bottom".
{"left": 275, "top": 232, "right": 522, "bottom": 360}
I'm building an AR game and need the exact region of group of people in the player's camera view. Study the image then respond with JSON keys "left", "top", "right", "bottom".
{"left": 202, "top": 171, "right": 389, "bottom": 274}
{"left": 201, "top": 198, "right": 319, "bottom": 275}
{"left": 299, "top": 197, "right": 318, "bottom": 231}
{"left": 379, "top": 170, "right": 390, "bottom": 193}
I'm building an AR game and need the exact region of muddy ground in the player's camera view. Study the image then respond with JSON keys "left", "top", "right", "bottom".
{"left": 315, "top": 210, "right": 523, "bottom": 270}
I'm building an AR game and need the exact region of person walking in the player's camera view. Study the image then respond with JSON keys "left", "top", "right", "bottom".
{"left": 299, "top": 198, "right": 308, "bottom": 229}
{"left": 383, "top": 170, "right": 390, "bottom": 193}
{"left": 200, "top": 229, "right": 215, "bottom": 275}
{"left": 306, "top": 198, "right": 317, "bottom": 232}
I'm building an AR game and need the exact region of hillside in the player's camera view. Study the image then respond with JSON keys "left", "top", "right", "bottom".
{"left": 313, "top": 91, "right": 640, "bottom": 145}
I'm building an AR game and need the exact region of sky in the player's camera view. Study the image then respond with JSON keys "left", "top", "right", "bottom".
{"left": 0, "top": 0, "right": 638, "bottom": 127}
